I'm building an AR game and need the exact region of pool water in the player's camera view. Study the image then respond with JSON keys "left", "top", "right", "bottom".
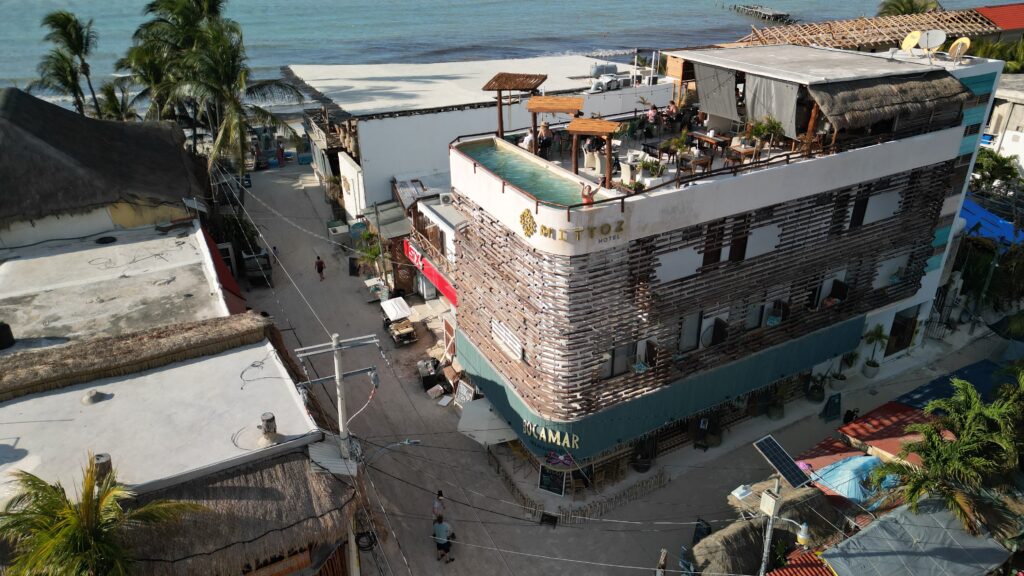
{"left": 458, "top": 140, "right": 592, "bottom": 206}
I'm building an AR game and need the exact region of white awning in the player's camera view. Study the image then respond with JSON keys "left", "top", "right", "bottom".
{"left": 458, "top": 398, "right": 517, "bottom": 446}
{"left": 381, "top": 297, "right": 412, "bottom": 321}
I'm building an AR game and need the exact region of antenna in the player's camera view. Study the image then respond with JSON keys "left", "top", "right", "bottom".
{"left": 918, "top": 29, "right": 947, "bottom": 64}
{"left": 949, "top": 37, "right": 971, "bottom": 65}
{"left": 900, "top": 30, "right": 922, "bottom": 55}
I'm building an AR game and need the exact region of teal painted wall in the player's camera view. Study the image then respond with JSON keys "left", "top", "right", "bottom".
{"left": 932, "top": 226, "right": 951, "bottom": 248}
{"left": 925, "top": 254, "right": 943, "bottom": 273}
{"left": 962, "top": 106, "right": 987, "bottom": 127}
{"left": 959, "top": 72, "right": 997, "bottom": 96}
{"left": 457, "top": 314, "right": 866, "bottom": 460}
{"left": 960, "top": 135, "right": 981, "bottom": 157}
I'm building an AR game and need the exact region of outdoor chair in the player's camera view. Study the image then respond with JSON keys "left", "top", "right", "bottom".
{"left": 620, "top": 162, "right": 634, "bottom": 185}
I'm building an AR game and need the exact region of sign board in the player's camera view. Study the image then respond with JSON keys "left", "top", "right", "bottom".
{"left": 403, "top": 239, "right": 459, "bottom": 306}
{"left": 538, "top": 465, "right": 566, "bottom": 496}
{"left": 453, "top": 381, "right": 475, "bottom": 409}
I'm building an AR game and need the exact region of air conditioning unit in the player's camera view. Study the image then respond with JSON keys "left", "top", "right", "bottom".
{"left": 439, "top": 192, "right": 454, "bottom": 206}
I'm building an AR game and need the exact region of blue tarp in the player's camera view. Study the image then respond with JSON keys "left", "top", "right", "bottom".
{"left": 811, "top": 455, "right": 894, "bottom": 509}
{"left": 960, "top": 196, "right": 1024, "bottom": 252}
{"left": 897, "top": 359, "right": 1005, "bottom": 411}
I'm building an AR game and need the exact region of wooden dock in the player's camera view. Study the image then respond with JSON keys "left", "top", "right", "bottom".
{"left": 732, "top": 4, "right": 796, "bottom": 24}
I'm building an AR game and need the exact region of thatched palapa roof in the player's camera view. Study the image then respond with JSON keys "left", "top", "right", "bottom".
{"left": 808, "top": 71, "right": 970, "bottom": 131}
{"left": 691, "top": 479, "right": 844, "bottom": 575}
{"left": 0, "top": 88, "right": 206, "bottom": 228}
{"left": 0, "top": 312, "right": 272, "bottom": 402}
{"left": 128, "top": 450, "right": 355, "bottom": 576}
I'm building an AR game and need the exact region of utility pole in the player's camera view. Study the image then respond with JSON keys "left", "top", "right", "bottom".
{"left": 296, "top": 333, "right": 381, "bottom": 458}
{"left": 757, "top": 478, "right": 781, "bottom": 576}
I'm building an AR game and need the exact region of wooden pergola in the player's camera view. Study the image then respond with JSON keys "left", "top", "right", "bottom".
{"left": 525, "top": 96, "right": 583, "bottom": 154}
{"left": 482, "top": 73, "right": 548, "bottom": 139}
{"left": 566, "top": 118, "right": 619, "bottom": 187}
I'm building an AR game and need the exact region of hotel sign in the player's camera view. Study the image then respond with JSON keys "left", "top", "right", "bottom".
{"left": 523, "top": 421, "right": 579, "bottom": 450}
{"left": 519, "top": 209, "right": 624, "bottom": 244}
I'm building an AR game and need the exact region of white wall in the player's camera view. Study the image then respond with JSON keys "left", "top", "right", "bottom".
{"left": 337, "top": 150, "right": 364, "bottom": 220}
{"left": 420, "top": 205, "right": 458, "bottom": 260}
{"left": 0, "top": 208, "right": 114, "bottom": 248}
{"left": 452, "top": 125, "right": 964, "bottom": 257}
{"left": 356, "top": 83, "right": 674, "bottom": 209}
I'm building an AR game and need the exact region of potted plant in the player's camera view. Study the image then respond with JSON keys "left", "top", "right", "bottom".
{"left": 861, "top": 325, "right": 889, "bottom": 378}
{"left": 627, "top": 180, "right": 647, "bottom": 193}
{"left": 750, "top": 116, "right": 785, "bottom": 159}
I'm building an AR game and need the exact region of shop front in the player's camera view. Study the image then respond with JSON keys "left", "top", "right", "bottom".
{"left": 403, "top": 238, "right": 458, "bottom": 307}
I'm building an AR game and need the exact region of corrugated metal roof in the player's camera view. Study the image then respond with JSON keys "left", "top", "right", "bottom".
{"left": 975, "top": 3, "right": 1024, "bottom": 31}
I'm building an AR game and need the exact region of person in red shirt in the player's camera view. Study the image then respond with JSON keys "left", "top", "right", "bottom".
{"left": 315, "top": 256, "right": 326, "bottom": 280}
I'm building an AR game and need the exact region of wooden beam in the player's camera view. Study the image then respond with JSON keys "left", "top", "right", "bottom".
{"left": 804, "top": 103, "right": 820, "bottom": 153}
{"left": 605, "top": 135, "right": 613, "bottom": 187}
{"left": 496, "top": 90, "right": 504, "bottom": 138}
{"left": 531, "top": 112, "right": 538, "bottom": 155}
{"left": 572, "top": 134, "right": 579, "bottom": 175}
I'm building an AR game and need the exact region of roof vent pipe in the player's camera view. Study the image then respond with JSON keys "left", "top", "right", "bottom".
{"left": 0, "top": 322, "right": 13, "bottom": 350}
{"left": 258, "top": 412, "right": 281, "bottom": 447}
{"left": 94, "top": 453, "right": 112, "bottom": 483}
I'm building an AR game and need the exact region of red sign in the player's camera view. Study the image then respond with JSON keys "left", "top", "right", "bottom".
{"left": 403, "top": 239, "right": 458, "bottom": 307}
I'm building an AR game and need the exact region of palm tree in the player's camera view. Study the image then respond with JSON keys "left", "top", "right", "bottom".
{"left": 0, "top": 454, "right": 201, "bottom": 575}
{"left": 871, "top": 379, "right": 1018, "bottom": 534}
{"left": 97, "top": 80, "right": 140, "bottom": 121}
{"left": 136, "top": 0, "right": 232, "bottom": 51}
{"left": 27, "top": 48, "right": 85, "bottom": 115}
{"left": 40, "top": 10, "right": 101, "bottom": 116}
{"left": 177, "top": 20, "right": 302, "bottom": 176}
{"left": 877, "top": 0, "right": 941, "bottom": 16}
{"left": 115, "top": 43, "right": 170, "bottom": 120}
{"left": 973, "top": 148, "right": 1021, "bottom": 193}
{"left": 972, "top": 39, "right": 1024, "bottom": 73}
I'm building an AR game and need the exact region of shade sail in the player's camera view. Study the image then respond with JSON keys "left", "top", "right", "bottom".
{"left": 381, "top": 297, "right": 412, "bottom": 321}
{"left": 458, "top": 398, "right": 517, "bottom": 446}
{"left": 694, "top": 64, "right": 739, "bottom": 121}
{"left": 746, "top": 74, "right": 799, "bottom": 138}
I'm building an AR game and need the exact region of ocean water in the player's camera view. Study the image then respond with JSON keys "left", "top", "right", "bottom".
{"left": 1, "top": 0, "right": 1014, "bottom": 91}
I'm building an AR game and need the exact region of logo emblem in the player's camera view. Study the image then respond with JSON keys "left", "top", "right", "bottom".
{"left": 520, "top": 209, "right": 536, "bottom": 238}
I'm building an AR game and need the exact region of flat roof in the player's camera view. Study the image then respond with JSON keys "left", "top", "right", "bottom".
{"left": 996, "top": 73, "right": 1024, "bottom": 103}
{"left": 420, "top": 200, "right": 468, "bottom": 230}
{"left": 665, "top": 45, "right": 945, "bottom": 85}
{"left": 0, "top": 341, "right": 317, "bottom": 504}
{"left": 0, "top": 224, "right": 227, "bottom": 343}
{"left": 287, "top": 55, "right": 621, "bottom": 117}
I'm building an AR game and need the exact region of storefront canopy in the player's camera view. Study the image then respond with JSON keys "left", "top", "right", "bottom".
{"left": 458, "top": 398, "right": 517, "bottom": 446}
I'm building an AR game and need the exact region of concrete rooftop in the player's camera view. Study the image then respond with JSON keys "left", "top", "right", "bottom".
{"left": 996, "top": 73, "right": 1024, "bottom": 103}
{"left": 666, "top": 45, "right": 956, "bottom": 85}
{"left": 0, "top": 341, "right": 317, "bottom": 504}
{"left": 287, "top": 55, "right": 621, "bottom": 117}
{"left": 0, "top": 224, "right": 228, "bottom": 343}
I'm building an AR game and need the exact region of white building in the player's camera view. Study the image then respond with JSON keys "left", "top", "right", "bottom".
{"left": 288, "top": 55, "right": 674, "bottom": 221}
{"left": 982, "top": 73, "right": 1024, "bottom": 171}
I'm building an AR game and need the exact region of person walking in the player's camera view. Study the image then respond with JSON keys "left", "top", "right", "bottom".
{"left": 272, "top": 246, "right": 280, "bottom": 264}
{"left": 432, "top": 490, "right": 445, "bottom": 521}
{"left": 315, "top": 255, "right": 326, "bottom": 281}
{"left": 433, "top": 515, "right": 454, "bottom": 563}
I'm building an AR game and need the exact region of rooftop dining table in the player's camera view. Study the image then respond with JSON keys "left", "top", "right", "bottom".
{"left": 730, "top": 144, "right": 758, "bottom": 161}
{"left": 690, "top": 131, "right": 730, "bottom": 157}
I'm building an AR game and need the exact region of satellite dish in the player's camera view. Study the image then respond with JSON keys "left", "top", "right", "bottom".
{"left": 949, "top": 37, "right": 971, "bottom": 64}
{"left": 918, "top": 29, "right": 947, "bottom": 51}
{"left": 901, "top": 30, "right": 922, "bottom": 53}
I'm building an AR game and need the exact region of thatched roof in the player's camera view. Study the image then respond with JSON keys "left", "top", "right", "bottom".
{"left": 0, "top": 312, "right": 272, "bottom": 402}
{"left": 808, "top": 71, "right": 970, "bottom": 131}
{"left": 692, "top": 479, "right": 844, "bottom": 575}
{"left": 128, "top": 449, "right": 355, "bottom": 576}
{"left": 0, "top": 88, "right": 206, "bottom": 228}
{"left": 482, "top": 72, "right": 547, "bottom": 92}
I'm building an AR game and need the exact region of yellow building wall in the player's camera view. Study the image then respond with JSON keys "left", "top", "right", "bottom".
{"left": 106, "top": 201, "right": 190, "bottom": 229}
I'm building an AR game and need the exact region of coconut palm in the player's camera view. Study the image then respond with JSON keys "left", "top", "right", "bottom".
{"left": 877, "top": 0, "right": 941, "bottom": 16}
{"left": 97, "top": 80, "right": 140, "bottom": 122}
{"left": 871, "top": 379, "right": 1018, "bottom": 534}
{"left": 177, "top": 20, "right": 302, "bottom": 176}
{"left": 136, "top": 0, "right": 232, "bottom": 51}
{"left": 973, "top": 148, "right": 1021, "bottom": 193}
{"left": 27, "top": 48, "right": 85, "bottom": 115}
{"left": 0, "top": 454, "right": 201, "bottom": 575}
{"left": 40, "top": 10, "right": 100, "bottom": 116}
{"left": 115, "top": 43, "right": 171, "bottom": 120}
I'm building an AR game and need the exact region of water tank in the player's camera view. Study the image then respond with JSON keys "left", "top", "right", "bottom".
{"left": 0, "top": 322, "right": 13, "bottom": 350}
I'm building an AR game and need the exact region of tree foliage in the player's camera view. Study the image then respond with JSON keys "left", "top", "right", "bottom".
{"left": 39, "top": 10, "right": 101, "bottom": 116}
{"left": 876, "top": 0, "right": 941, "bottom": 16}
{"left": 0, "top": 454, "right": 201, "bottom": 575}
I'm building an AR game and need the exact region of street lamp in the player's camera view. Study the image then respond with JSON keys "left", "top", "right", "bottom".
{"left": 364, "top": 439, "right": 421, "bottom": 465}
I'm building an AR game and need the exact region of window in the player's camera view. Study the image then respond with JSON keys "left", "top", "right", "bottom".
{"left": 679, "top": 310, "right": 702, "bottom": 352}
{"left": 700, "top": 317, "right": 729, "bottom": 347}
{"left": 849, "top": 193, "right": 869, "bottom": 229}
{"left": 745, "top": 302, "right": 764, "bottom": 331}
{"left": 702, "top": 221, "right": 725, "bottom": 267}
{"left": 764, "top": 299, "right": 790, "bottom": 327}
{"left": 491, "top": 320, "right": 524, "bottom": 362}
{"left": 964, "top": 123, "right": 981, "bottom": 136}
{"left": 603, "top": 342, "right": 637, "bottom": 379}
{"left": 728, "top": 217, "right": 749, "bottom": 263}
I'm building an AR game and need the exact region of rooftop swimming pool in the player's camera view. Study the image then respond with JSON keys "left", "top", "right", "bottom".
{"left": 457, "top": 139, "right": 600, "bottom": 206}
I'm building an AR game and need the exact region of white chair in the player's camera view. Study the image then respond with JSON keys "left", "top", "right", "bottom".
{"left": 584, "top": 151, "right": 598, "bottom": 170}
{"left": 730, "top": 136, "right": 742, "bottom": 147}
{"left": 594, "top": 154, "right": 605, "bottom": 178}
{"left": 620, "top": 162, "right": 634, "bottom": 184}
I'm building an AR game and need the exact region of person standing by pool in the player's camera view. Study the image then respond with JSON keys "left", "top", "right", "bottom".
{"left": 520, "top": 128, "right": 534, "bottom": 151}
{"left": 537, "top": 122, "right": 553, "bottom": 160}
{"left": 433, "top": 515, "right": 454, "bottom": 563}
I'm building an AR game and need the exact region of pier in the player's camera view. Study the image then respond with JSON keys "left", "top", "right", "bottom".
{"left": 732, "top": 4, "right": 796, "bottom": 24}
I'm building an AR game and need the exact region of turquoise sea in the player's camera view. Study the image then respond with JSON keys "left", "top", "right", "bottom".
{"left": 1, "top": 0, "right": 1017, "bottom": 93}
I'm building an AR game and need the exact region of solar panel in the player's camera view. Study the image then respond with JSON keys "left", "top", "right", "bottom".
{"left": 753, "top": 434, "right": 809, "bottom": 488}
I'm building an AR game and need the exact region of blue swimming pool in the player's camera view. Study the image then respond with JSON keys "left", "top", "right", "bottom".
{"left": 457, "top": 139, "right": 594, "bottom": 206}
